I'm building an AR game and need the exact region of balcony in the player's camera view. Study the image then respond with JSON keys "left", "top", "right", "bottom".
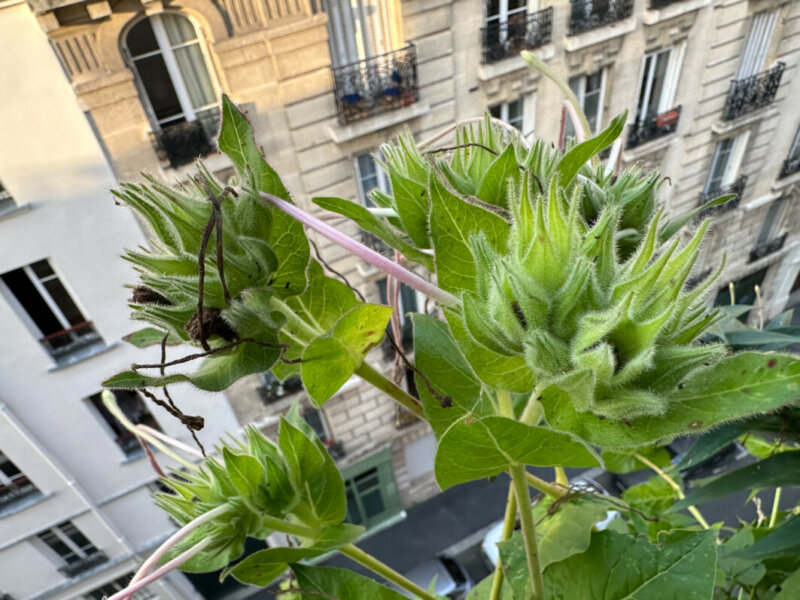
{"left": 152, "top": 108, "right": 219, "bottom": 169}
{"left": 627, "top": 106, "right": 681, "bottom": 149}
{"left": 58, "top": 551, "right": 109, "bottom": 578}
{"left": 569, "top": 0, "right": 634, "bottom": 36}
{"left": 332, "top": 45, "right": 419, "bottom": 125}
{"left": 780, "top": 154, "right": 800, "bottom": 179}
{"left": 749, "top": 233, "right": 788, "bottom": 263}
{"left": 723, "top": 63, "right": 785, "bottom": 121}
{"left": 41, "top": 321, "right": 104, "bottom": 364}
{"left": 698, "top": 176, "right": 747, "bottom": 217}
{"left": 481, "top": 8, "right": 553, "bottom": 64}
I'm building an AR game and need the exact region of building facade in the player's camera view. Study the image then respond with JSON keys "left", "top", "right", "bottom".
{"left": 3, "top": 0, "right": 800, "bottom": 597}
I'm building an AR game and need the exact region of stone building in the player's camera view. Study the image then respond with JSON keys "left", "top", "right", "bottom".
{"left": 2, "top": 0, "right": 800, "bottom": 597}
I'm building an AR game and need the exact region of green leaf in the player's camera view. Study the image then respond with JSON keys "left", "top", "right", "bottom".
{"left": 622, "top": 476, "right": 678, "bottom": 517}
{"left": 308, "top": 522, "right": 364, "bottom": 551}
{"left": 223, "top": 447, "right": 265, "bottom": 500}
{"left": 541, "top": 353, "right": 800, "bottom": 449}
{"left": 735, "top": 515, "right": 800, "bottom": 561}
{"left": 673, "top": 451, "right": 800, "bottom": 511}
{"left": 717, "top": 528, "right": 766, "bottom": 587}
{"left": 476, "top": 144, "right": 520, "bottom": 209}
{"left": 429, "top": 172, "right": 509, "bottom": 294}
{"left": 602, "top": 447, "right": 671, "bottom": 474}
{"left": 544, "top": 529, "right": 717, "bottom": 600}
{"left": 312, "top": 197, "right": 434, "bottom": 270}
{"left": 102, "top": 341, "right": 281, "bottom": 392}
{"left": 659, "top": 194, "right": 735, "bottom": 241}
{"left": 725, "top": 329, "right": 800, "bottom": 347}
{"left": 775, "top": 568, "right": 800, "bottom": 599}
{"left": 676, "top": 421, "right": 753, "bottom": 470}
{"left": 291, "top": 564, "right": 408, "bottom": 600}
{"left": 122, "top": 327, "right": 181, "bottom": 348}
{"left": 555, "top": 112, "right": 626, "bottom": 187}
{"left": 229, "top": 547, "right": 322, "bottom": 585}
{"left": 388, "top": 170, "right": 431, "bottom": 248}
{"left": 434, "top": 416, "right": 600, "bottom": 489}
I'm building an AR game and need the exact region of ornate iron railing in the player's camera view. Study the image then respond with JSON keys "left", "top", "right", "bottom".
{"left": 723, "top": 63, "right": 785, "bottom": 120}
{"left": 569, "top": 0, "right": 634, "bottom": 35}
{"left": 58, "top": 552, "right": 109, "bottom": 578}
{"left": 481, "top": 8, "right": 553, "bottom": 64}
{"left": 780, "top": 154, "right": 800, "bottom": 178}
{"left": 332, "top": 45, "right": 419, "bottom": 125}
{"left": 749, "top": 232, "right": 787, "bottom": 263}
{"left": 698, "top": 176, "right": 747, "bottom": 217}
{"left": 626, "top": 106, "right": 681, "bottom": 149}
{"left": 152, "top": 108, "right": 219, "bottom": 169}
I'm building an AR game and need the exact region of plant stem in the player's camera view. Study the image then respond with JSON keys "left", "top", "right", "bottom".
{"left": 554, "top": 467, "right": 568, "bottom": 488}
{"left": 497, "top": 390, "right": 514, "bottom": 418}
{"left": 520, "top": 396, "right": 544, "bottom": 425}
{"left": 340, "top": 544, "right": 439, "bottom": 600}
{"left": 261, "top": 514, "right": 318, "bottom": 539}
{"left": 633, "top": 452, "right": 710, "bottom": 530}
{"left": 769, "top": 487, "right": 782, "bottom": 528}
{"left": 109, "top": 538, "right": 212, "bottom": 600}
{"left": 355, "top": 362, "right": 424, "bottom": 419}
{"left": 525, "top": 472, "right": 564, "bottom": 499}
{"left": 130, "top": 504, "right": 229, "bottom": 585}
{"left": 270, "top": 297, "right": 324, "bottom": 341}
{"left": 509, "top": 463, "right": 545, "bottom": 599}
{"left": 138, "top": 424, "right": 204, "bottom": 458}
{"left": 489, "top": 484, "right": 518, "bottom": 600}
{"left": 248, "top": 188, "right": 459, "bottom": 307}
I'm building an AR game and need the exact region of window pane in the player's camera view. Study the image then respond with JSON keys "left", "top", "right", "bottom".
{"left": 30, "top": 260, "right": 54, "bottom": 279}
{"left": 645, "top": 51, "right": 669, "bottom": 119}
{"left": 489, "top": 104, "right": 502, "bottom": 120}
{"left": 756, "top": 198, "right": 785, "bottom": 245}
{"left": 59, "top": 522, "right": 96, "bottom": 555}
{"left": 360, "top": 489, "right": 385, "bottom": 518}
{"left": 487, "top": 0, "right": 500, "bottom": 18}
{"left": 302, "top": 409, "right": 328, "bottom": 442}
{"left": 42, "top": 278, "right": 85, "bottom": 326}
{"left": 127, "top": 19, "right": 159, "bottom": 57}
{"left": 162, "top": 13, "right": 198, "bottom": 45}
{"left": 1, "top": 267, "right": 63, "bottom": 336}
{"left": 173, "top": 44, "right": 216, "bottom": 110}
{"left": 706, "top": 138, "right": 734, "bottom": 193}
{"left": 345, "top": 482, "right": 364, "bottom": 524}
{"left": 357, "top": 153, "right": 379, "bottom": 205}
{"left": 0, "top": 452, "right": 22, "bottom": 479}
{"left": 134, "top": 55, "right": 183, "bottom": 122}
{"left": 38, "top": 529, "right": 74, "bottom": 561}
{"left": 584, "top": 90, "right": 600, "bottom": 134}
{"left": 507, "top": 98, "right": 523, "bottom": 130}
{"left": 355, "top": 468, "right": 380, "bottom": 493}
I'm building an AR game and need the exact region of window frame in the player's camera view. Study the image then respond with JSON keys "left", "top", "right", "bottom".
{"left": 354, "top": 151, "right": 392, "bottom": 207}
{"left": 485, "top": 0, "right": 531, "bottom": 42}
{"left": 755, "top": 196, "right": 788, "bottom": 246}
{"left": 704, "top": 133, "right": 749, "bottom": 195}
{"left": 563, "top": 69, "right": 606, "bottom": 143}
{"left": 0, "top": 450, "right": 40, "bottom": 510}
{"left": 787, "top": 125, "right": 800, "bottom": 163}
{"left": 341, "top": 448, "right": 402, "bottom": 530}
{"left": 87, "top": 390, "right": 162, "bottom": 458}
{"left": 37, "top": 521, "right": 100, "bottom": 566}
{"left": 736, "top": 9, "right": 780, "bottom": 80}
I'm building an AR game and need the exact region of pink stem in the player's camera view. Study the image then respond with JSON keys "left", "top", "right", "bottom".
{"left": 246, "top": 189, "right": 459, "bottom": 308}
{"left": 129, "top": 504, "right": 229, "bottom": 585}
{"left": 138, "top": 436, "right": 165, "bottom": 478}
{"left": 564, "top": 100, "right": 586, "bottom": 143}
{"left": 110, "top": 538, "right": 212, "bottom": 600}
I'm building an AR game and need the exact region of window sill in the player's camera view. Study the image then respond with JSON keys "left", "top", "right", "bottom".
{"left": 477, "top": 44, "right": 555, "bottom": 82}
{"left": 772, "top": 170, "right": 800, "bottom": 192}
{"left": 743, "top": 192, "right": 781, "bottom": 213}
{"left": 621, "top": 133, "right": 675, "bottom": 162}
{"left": 0, "top": 491, "right": 50, "bottom": 519}
{"left": 0, "top": 202, "right": 32, "bottom": 223}
{"left": 641, "top": 0, "right": 710, "bottom": 26}
{"left": 562, "top": 18, "right": 636, "bottom": 53}
{"left": 327, "top": 102, "right": 431, "bottom": 145}
{"left": 711, "top": 105, "right": 776, "bottom": 136}
{"left": 47, "top": 341, "right": 118, "bottom": 373}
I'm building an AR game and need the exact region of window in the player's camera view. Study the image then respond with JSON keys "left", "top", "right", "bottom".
{"left": 756, "top": 198, "right": 788, "bottom": 246}
{"left": 0, "top": 451, "right": 40, "bottom": 510}
{"left": 88, "top": 391, "right": 161, "bottom": 457}
{"left": 634, "top": 46, "right": 684, "bottom": 126}
{"left": 736, "top": 10, "right": 779, "bottom": 80}
{"left": 302, "top": 408, "right": 332, "bottom": 444}
{"left": 563, "top": 70, "right": 606, "bottom": 143}
{"left": 0, "top": 180, "right": 15, "bottom": 215}
{"left": 325, "top": 0, "right": 393, "bottom": 67}
{"left": 485, "top": 0, "right": 529, "bottom": 45}
{"left": 489, "top": 94, "right": 535, "bottom": 137}
{"left": 86, "top": 573, "right": 156, "bottom": 600}
{"left": 780, "top": 125, "right": 800, "bottom": 178}
{"left": 1, "top": 260, "right": 103, "bottom": 364}
{"left": 125, "top": 13, "right": 218, "bottom": 167}
{"left": 377, "top": 278, "right": 420, "bottom": 348}
{"left": 704, "top": 134, "right": 748, "bottom": 196}
{"left": 342, "top": 449, "right": 402, "bottom": 530}
{"left": 37, "top": 521, "right": 107, "bottom": 577}
{"left": 355, "top": 152, "right": 392, "bottom": 207}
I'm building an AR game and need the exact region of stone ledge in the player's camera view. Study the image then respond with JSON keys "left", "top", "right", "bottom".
{"left": 327, "top": 102, "right": 431, "bottom": 145}
{"left": 563, "top": 18, "right": 636, "bottom": 53}
{"left": 711, "top": 105, "right": 777, "bottom": 136}
{"left": 476, "top": 44, "right": 554, "bottom": 82}
{"left": 743, "top": 192, "right": 781, "bottom": 212}
{"left": 642, "top": 0, "right": 710, "bottom": 26}
{"left": 621, "top": 133, "right": 676, "bottom": 163}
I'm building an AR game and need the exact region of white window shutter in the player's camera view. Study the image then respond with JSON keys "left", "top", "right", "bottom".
{"left": 659, "top": 42, "right": 685, "bottom": 113}
{"left": 736, "top": 10, "right": 779, "bottom": 80}
{"left": 722, "top": 130, "right": 750, "bottom": 187}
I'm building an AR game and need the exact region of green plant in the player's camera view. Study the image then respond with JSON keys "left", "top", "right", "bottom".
{"left": 102, "top": 78, "right": 800, "bottom": 599}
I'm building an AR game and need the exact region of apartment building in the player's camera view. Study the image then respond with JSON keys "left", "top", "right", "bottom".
{"left": 3, "top": 0, "right": 799, "bottom": 597}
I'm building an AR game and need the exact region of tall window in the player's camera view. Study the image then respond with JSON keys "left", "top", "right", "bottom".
{"left": 0, "top": 450, "right": 40, "bottom": 511}
{"left": 126, "top": 13, "right": 217, "bottom": 130}
{"left": 634, "top": 45, "right": 684, "bottom": 125}
{"left": 88, "top": 391, "right": 161, "bottom": 457}
{"left": 563, "top": 70, "right": 606, "bottom": 143}
{"left": 0, "top": 179, "right": 15, "bottom": 215}
{"left": 86, "top": 573, "right": 155, "bottom": 600}
{"left": 485, "top": 0, "right": 529, "bottom": 44}
{"left": 736, "top": 10, "right": 779, "bottom": 80}
{"left": 355, "top": 152, "right": 392, "bottom": 207}
{"left": 325, "top": 0, "right": 393, "bottom": 67}
{"left": 377, "top": 278, "right": 419, "bottom": 348}
{"left": 705, "top": 134, "right": 748, "bottom": 195}
{"left": 755, "top": 197, "right": 787, "bottom": 246}
{"left": 37, "top": 521, "right": 106, "bottom": 577}
{"left": 490, "top": 94, "right": 535, "bottom": 137}
{"left": 1, "top": 260, "right": 103, "bottom": 364}
{"left": 342, "top": 450, "right": 402, "bottom": 530}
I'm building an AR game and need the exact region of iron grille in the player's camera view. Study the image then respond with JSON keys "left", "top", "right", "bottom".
{"left": 749, "top": 233, "right": 787, "bottom": 263}
{"left": 698, "top": 176, "right": 747, "bottom": 217}
{"left": 780, "top": 155, "right": 800, "bottom": 178}
{"left": 723, "top": 62, "right": 785, "bottom": 121}
{"left": 569, "top": 0, "right": 634, "bottom": 35}
{"left": 58, "top": 551, "right": 109, "bottom": 578}
{"left": 152, "top": 107, "right": 220, "bottom": 169}
{"left": 332, "top": 44, "right": 419, "bottom": 125}
{"left": 481, "top": 8, "right": 553, "bottom": 64}
{"left": 626, "top": 106, "right": 681, "bottom": 149}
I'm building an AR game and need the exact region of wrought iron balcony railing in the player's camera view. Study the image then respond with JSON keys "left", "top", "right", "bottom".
{"left": 723, "top": 62, "right": 785, "bottom": 121}
{"left": 569, "top": 0, "right": 634, "bottom": 35}
{"left": 780, "top": 154, "right": 800, "bottom": 178}
{"left": 626, "top": 106, "right": 681, "bottom": 149}
{"left": 698, "top": 176, "right": 748, "bottom": 217}
{"left": 41, "top": 321, "right": 104, "bottom": 363}
{"left": 481, "top": 8, "right": 553, "bottom": 64}
{"left": 749, "top": 233, "right": 788, "bottom": 263}
{"left": 58, "top": 552, "right": 109, "bottom": 578}
{"left": 332, "top": 45, "right": 419, "bottom": 125}
{"left": 152, "top": 107, "right": 220, "bottom": 169}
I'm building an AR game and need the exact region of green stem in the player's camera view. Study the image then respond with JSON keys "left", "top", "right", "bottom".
{"left": 510, "top": 463, "right": 545, "bottom": 599}
{"left": 270, "top": 297, "right": 324, "bottom": 341}
{"left": 340, "top": 544, "right": 439, "bottom": 600}
{"left": 769, "top": 487, "right": 782, "bottom": 528}
{"left": 497, "top": 390, "right": 514, "bottom": 418}
{"left": 634, "top": 452, "right": 710, "bottom": 530}
{"left": 554, "top": 467, "right": 568, "bottom": 488}
{"left": 525, "top": 471, "right": 564, "bottom": 499}
{"left": 260, "top": 515, "right": 318, "bottom": 539}
{"left": 489, "top": 484, "right": 518, "bottom": 600}
{"left": 520, "top": 396, "right": 543, "bottom": 425}
{"left": 355, "top": 362, "right": 424, "bottom": 419}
